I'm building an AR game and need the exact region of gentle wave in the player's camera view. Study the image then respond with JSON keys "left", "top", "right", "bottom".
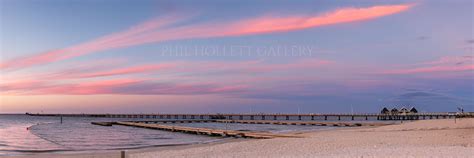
{"left": 0, "top": 149, "right": 73, "bottom": 153}
{"left": 1, "top": 114, "right": 337, "bottom": 156}
{"left": 0, "top": 142, "right": 210, "bottom": 155}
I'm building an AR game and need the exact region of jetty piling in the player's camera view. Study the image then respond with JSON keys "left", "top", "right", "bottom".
{"left": 121, "top": 150, "right": 125, "bottom": 158}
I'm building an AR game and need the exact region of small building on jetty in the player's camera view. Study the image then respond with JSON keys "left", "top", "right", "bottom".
{"left": 381, "top": 107, "right": 418, "bottom": 115}
{"left": 390, "top": 108, "right": 399, "bottom": 114}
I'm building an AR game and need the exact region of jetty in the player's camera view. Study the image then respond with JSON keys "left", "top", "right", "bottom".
{"left": 214, "top": 120, "right": 391, "bottom": 126}
{"left": 120, "top": 119, "right": 389, "bottom": 126}
{"left": 36, "top": 111, "right": 470, "bottom": 140}
{"left": 90, "top": 118, "right": 392, "bottom": 139}
{"left": 27, "top": 112, "right": 472, "bottom": 121}
{"left": 92, "top": 121, "right": 302, "bottom": 139}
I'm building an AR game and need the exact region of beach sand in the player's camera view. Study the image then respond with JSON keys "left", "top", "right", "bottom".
{"left": 8, "top": 118, "right": 474, "bottom": 158}
{"left": 129, "top": 118, "right": 473, "bottom": 158}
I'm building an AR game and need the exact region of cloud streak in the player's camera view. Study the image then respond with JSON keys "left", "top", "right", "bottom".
{"left": 0, "top": 15, "right": 184, "bottom": 70}
{"left": 382, "top": 55, "right": 474, "bottom": 74}
{"left": 46, "top": 63, "right": 176, "bottom": 79}
{"left": 0, "top": 78, "right": 247, "bottom": 95}
{"left": 108, "top": 4, "right": 414, "bottom": 49}
{"left": 222, "top": 4, "right": 414, "bottom": 35}
{"left": 384, "top": 64, "right": 474, "bottom": 74}
{"left": 0, "top": 58, "right": 332, "bottom": 95}
{"left": 1, "top": 4, "right": 413, "bottom": 70}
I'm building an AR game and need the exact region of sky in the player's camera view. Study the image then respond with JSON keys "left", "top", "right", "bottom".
{"left": 0, "top": 0, "right": 473, "bottom": 114}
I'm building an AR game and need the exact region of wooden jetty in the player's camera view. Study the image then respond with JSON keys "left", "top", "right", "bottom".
{"left": 126, "top": 119, "right": 214, "bottom": 124}
{"left": 91, "top": 119, "right": 391, "bottom": 139}
{"left": 93, "top": 121, "right": 301, "bottom": 139}
{"left": 91, "top": 122, "right": 114, "bottom": 126}
{"left": 27, "top": 112, "right": 472, "bottom": 121}
{"left": 115, "top": 119, "right": 390, "bottom": 127}
{"left": 214, "top": 120, "right": 391, "bottom": 127}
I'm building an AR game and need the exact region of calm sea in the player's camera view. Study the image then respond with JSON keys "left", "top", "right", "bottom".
{"left": 0, "top": 114, "right": 336, "bottom": 156}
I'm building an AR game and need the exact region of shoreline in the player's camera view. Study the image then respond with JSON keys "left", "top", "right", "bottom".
{"left": 3, "top": 138, "right": 242, "bottom": 158}
{"left": 1, "top": 123, "right": 356, "bottom": 158}
{"left": 4, "top": 118, "right": 473, "bottom": 157}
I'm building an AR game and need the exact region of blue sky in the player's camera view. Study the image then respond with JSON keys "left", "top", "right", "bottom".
{"left": 0, "top": 0, "right": 472, "bottom": 113}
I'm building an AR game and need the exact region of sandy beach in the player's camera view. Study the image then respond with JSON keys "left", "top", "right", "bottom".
{"left": 8, "top": 118, "right": 474, "bottom": 158}
{"left": 129, "top": 118, "right": 474, "bottom": 158}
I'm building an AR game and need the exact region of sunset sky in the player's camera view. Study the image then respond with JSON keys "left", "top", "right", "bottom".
{"left": 1, "top": 0, "right": 472, "bottom": 113}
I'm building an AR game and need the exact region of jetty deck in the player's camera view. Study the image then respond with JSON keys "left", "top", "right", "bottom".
{"left": 27, "top": 112, "right": 471, "bottom": 121}
{"left": 91, "top": 119, "right": 392, "bottom": 139}
{"left": 214, "top": 120, "right": 391, "bottom": 126}
{"left": 126, "top": 119, "right": 215, "bottom": 124}
{"left": 121, "top": 119, "right": 389, "bottom": 126}
{"left": 97, "top": 121, "right": 301, "bottom": 139}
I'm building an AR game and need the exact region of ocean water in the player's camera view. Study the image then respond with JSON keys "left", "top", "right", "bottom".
{"left": 0, "top": 114, "right": 337, "bottom": 156}
{"left": 0, "top": 114, "right": 219, "bottom": 156}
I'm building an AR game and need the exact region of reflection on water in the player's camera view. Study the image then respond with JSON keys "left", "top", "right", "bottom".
{"left": 0, "top": 115, "right": 219, "bottom": 156}
{"left": 0, "top": 115, "right": 64, "bottom": 154}
{"left": 0, "top": 114, "right": 346, "bottom": 156}
{"left": 0, "top": 123, "right": 65, "bottom": 153}
{"left": 28, "top": 121, "right": 218, "bottom": 151}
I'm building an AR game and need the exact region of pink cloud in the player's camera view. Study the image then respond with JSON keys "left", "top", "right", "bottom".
{"left": 174, "top": 58, "right": 333, "bottom": 75}
{"left": 382, "top": 55, "right": 474, "bottom": 74}
{"left": 384, "top": 64, "right": 474, "bottom": 74}
{"left": 341, "top": 79, "right": 403, "bottom": 90}
{"left": 112, "top": 4, "right": 414, "bottom": 47}
{"left": 0, "top": 15, "right": 184, "bottom": 70}
{"left": 417, "top": 55, "right": 473, "bottom": 66}
{"left": 0, "top": 80, "right": 46, "bottom": 91}
{"left": 48, "top": 63, "right": 176, "bottom": 79}
{"left": 1, "top": 4, "right": 413, "bottom": 70}
{"left": 222, "top": 4, "right": 414, "bottom": 35}
{"left": 0, "top": 78, "right": 247, "bottom": 95}
{"left": 1, "top": 58, "right": 333, "bottom": 89}
{"left": 209, "top": 85, "right": 249, "bottom": 93}
{"left": 247, "top": 58, "right": 333, "bottom": 72}
{"left": 39, "top": 79, "right": 143, "bottom": 95}
{"left": 0, "top": 58, "right": 333, "bottom": 95}
{"left": 81, "top": 64, "right": 174, "bottom": 78}
{"left": 0, "top": 79, "right": 144, "bottom": 95}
